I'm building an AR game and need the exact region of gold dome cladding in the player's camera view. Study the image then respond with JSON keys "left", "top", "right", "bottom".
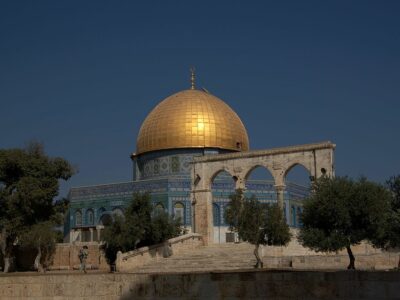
{"left": 136, "top": 89, "right": 249, "bottom": 155}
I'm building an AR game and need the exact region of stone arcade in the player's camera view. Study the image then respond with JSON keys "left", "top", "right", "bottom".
{"left": 191, "top": 142, "right": 335, "bottom": 244}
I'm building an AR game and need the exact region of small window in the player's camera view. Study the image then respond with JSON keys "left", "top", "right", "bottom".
{"left": 86, "top": 209, "right": 94, "bottom": 225}
{"left": 173, "top": 202, "right": 184, "bottom": 221}
{"left": 155, "top": 203, "right": 165, "bottom": 215}
{"left": 75, "top": 210, "right": 82, "bottom": 226}
{"left": 112, "top": 208, "right": 124, "bottom": 217}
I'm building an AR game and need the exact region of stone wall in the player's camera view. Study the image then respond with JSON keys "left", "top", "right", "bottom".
{"left": 50, "top": 242, "right": 108, "bottom": 271}
{"left": 0, "top": 270, "right": 399, "bottom": 299}
{"left": 116, "top": 233, "right": 204, "bottom": 272}
{"left": 260, "top": 229, "right": 383, "bottom": 257}
{"left": 291, "top": 253, "right": 400, "bottom": 270}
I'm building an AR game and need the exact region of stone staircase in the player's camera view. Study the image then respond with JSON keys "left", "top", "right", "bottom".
{"left": 131, "top": 242, "right": 291, "bottom": 273}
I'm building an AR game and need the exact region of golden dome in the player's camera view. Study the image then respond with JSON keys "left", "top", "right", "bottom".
{"left": 136, "top": 89, "right": 249, "bottom": 155}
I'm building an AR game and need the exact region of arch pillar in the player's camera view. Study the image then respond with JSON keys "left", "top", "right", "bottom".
{"left": 191, "top": 189, "right": 213, "bottom": 245}
{"left": 274, "top": 184, "right": 286, "bottom": 208}
{"left": 89, "top": 227, "right": 94, "bottom": 242}
{"left": 234, "top": 175, "right": 246, "bottom": 190}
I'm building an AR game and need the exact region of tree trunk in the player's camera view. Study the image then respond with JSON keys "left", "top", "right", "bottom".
{"left": 0, "top": 228, "right": 14, "bottom": 273}
{"left": 3, "top": 256, "right": 11, "bottom": 273}
{"left": 0, "top": 228, "right": 6, "bottom": 272}
{"left": 253, "top": 244, "right": 263, "bottom": 268}
{"left": 346, "top": 245, "right": 355, "bottom": 270}
{"left": 34, "top": 245, "right": 43, "bottom": 273}
{"left": 398, "top": 254, "right": 400, "bottom": 269}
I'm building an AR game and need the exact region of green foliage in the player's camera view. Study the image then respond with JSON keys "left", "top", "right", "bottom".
{"left": 52, "top": 198, "right": 70, "bottom": 226}
{"left": 0, "top": 142, "right": 75, "bottom": 272}
{"left": 374, "top": 175, "right": 400, "bottom": 264}
{"left": 262, "top": 203, "right": 292, "bottom": 246}
{"left": 148, "top": 212, "right": 183, "bottom": 245}
{"left": 54, "top": 230, "right": 64, "bottom": 243}
{"left": 224, "top": 190, "right": 291, "bottom": 268}
{"left": 225, "top": 190, "right": 291, "bottom": 247}
{"left": 19, "top": 222, "right": 57, "bottom": 272}
{"left": 102, "top": 216, "right": 131, "bottom": 265}
{"left": 224, "top": 189, "right": 244, "bottom": 232}
{"left": 102, "top": 192, "right": 183, "bottom": 265}
{"left": 299, "top": 176, "right": 392, "bottom": 269}
{"left": 237, "top": 196, "right": 291, "bottom": 247}
{"left": 387, "top": 175, "right": 400, "bottom": 210}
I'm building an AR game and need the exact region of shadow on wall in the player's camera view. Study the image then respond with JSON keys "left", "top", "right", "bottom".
{"left": 119, "top": 271, "right": 400, "bottom": 299}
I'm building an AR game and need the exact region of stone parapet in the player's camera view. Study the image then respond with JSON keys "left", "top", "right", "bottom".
{"left": 291, "top": 253, "right": 400, "bottom": 270}
{"left": 50, "top": 242, "right": 108, "bottom": 271}
{"left": 116, "top": 233, "right": 204, "bottom": 272}
{"left": 0, "top": 270, "right": 399, "bottom": 299}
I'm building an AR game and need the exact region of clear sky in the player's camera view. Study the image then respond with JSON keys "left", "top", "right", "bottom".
{"left": 1, "top": 1, "right": 399, "bottom": 197}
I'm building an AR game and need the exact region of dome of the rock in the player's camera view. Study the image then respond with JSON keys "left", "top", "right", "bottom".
{"left": 136, "top": 89, "right": 249, "bottom": 154}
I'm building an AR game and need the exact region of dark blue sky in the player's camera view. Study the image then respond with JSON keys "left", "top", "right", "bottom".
{"left": 1, "top": 1, "right": 399, "bottom": 197}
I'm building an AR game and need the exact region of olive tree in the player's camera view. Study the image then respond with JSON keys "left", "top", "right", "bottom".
{"left": 299, "top": 176, "right": 391, "bottom": 270}
{"left": 225, "top": 190, "right": 291, "bottom": 268}
{"left": 373, "top": 175, "right": 400, "bottom": 268}
{"left": 102, "top": 192, "right": 182, "bottom": 267}
{"left": 0, "top": 142, "right": 74, "bottom": 272}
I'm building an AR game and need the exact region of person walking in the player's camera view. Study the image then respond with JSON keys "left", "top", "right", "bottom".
{"left": 78, "top": 245, "right": 89, "bottom": 273}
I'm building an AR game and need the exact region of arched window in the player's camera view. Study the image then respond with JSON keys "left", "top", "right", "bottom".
{"left": 112, "top": 208, "right": 124, "bottom": 218}
{"left": 155, "top": 203, "right": 165, "bottom": 215}
{"left": 86, "top": 209, "right": 94, "bottom": 225}
{"left": 173, "top": 202, "right": 184, "bottom": 221}
{"left": 75, "top": 210, "right": 82, "bottom": 226}
{"left": 99, "top": 213, "right": 112, "bottom": 226}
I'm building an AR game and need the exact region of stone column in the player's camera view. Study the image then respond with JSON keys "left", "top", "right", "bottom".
{"left": 234, "top": 175, "right": 246, "bottom": 191}
{"left": 274, "top": 185, "right": 286, "bottom": 209}
{"left": 191, "top": 189, "right": 213, "bottom": 245}
{"left": 96, "top": 228, "right": 101, "bottom": 241}
{"left": 89, "top": 228, "right": 94, "bottom": 242}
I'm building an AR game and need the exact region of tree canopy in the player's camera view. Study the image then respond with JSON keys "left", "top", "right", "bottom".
{"left": 102, "top": 192, "right": 183, "bottom": 266}
{"left": 0, "top": 142, "right": 75, "bottom": 272}
{"left": 225, "top": 190, "right": 291, "bottom": 268}
{"left": 372, "top": 175, "right": 400, "bottom": 268}
{"left": 299, "top": 176, "right": 392, "bottom": 269}
{"left": 387, "top": 175, "right": 400, "bottom": 210}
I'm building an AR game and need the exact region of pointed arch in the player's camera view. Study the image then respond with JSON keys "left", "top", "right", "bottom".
{"left": 210, "top": 168, "right": 235, "bottom": 184}
{"left": 284, "top": 161, "right": 312, "bottom": 179}
{"left": 99, "top": 213, "right": 113, "bottom": 226}
{"left": 112, "top": 207, "right": 124, "bottom": 217}
{"left": 244, "top": 164, "right": 275, "bottom": 181}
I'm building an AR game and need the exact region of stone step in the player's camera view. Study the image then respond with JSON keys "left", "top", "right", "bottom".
{"left": 130, "top": 242, "right": 283, "bottom": 273}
